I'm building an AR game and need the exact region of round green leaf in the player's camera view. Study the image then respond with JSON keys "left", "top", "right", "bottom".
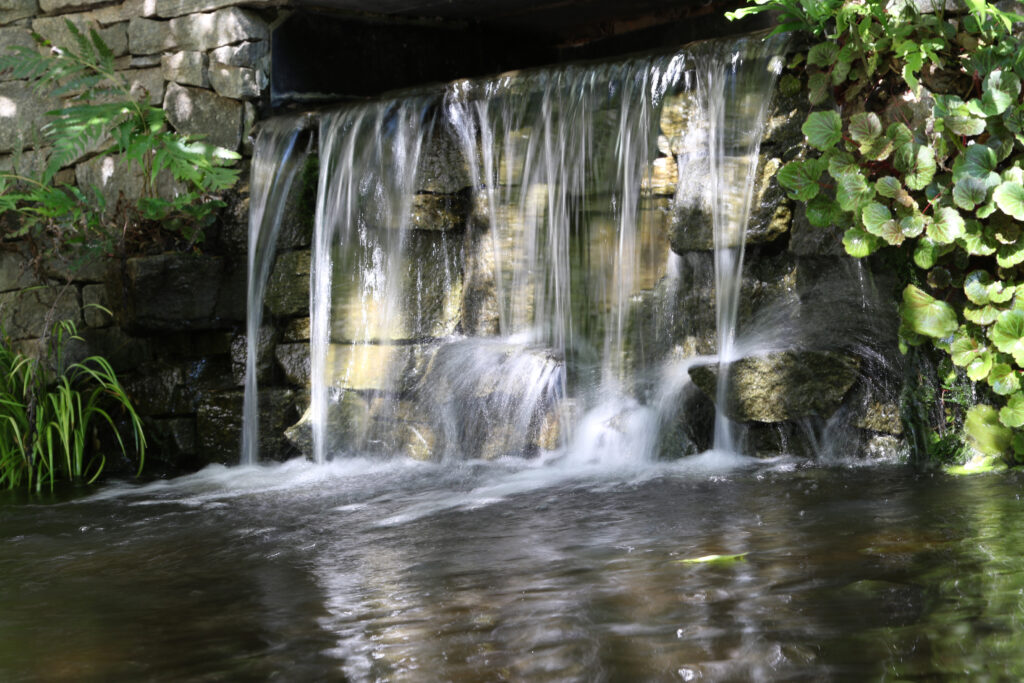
{"left": 828, "top": 150, "right": 860, "bottom": 179}
{"left": 803, "top": 110, "right": 842, "bottom": 151}
{"left": 989, "top": 363, "right": 1020, "bottom": 395}
{"left": 990, "top": 309, "right": 1024, "bottom": 364}
{"left": 777, "top": 160, "right": 823, "bottom": 202}
{"left": 952, "top": 144, "right": 1000, "bottom": 187}
{"left": 964, "top": 304, "right": 1000, "bottom": 325}
{"left": 875, "top": 176, "right": 902, "bottom": 199}
{"left": 957, "top": 219, "right": 998, "bottom": 256}
{"left": 952, "top": 176, "right": 990, "bottom": 211}
{"left": 965, "top": 404, "right": 1012, "bottom": 455}
{"left": 849, "top": 112, "right": 882, "bottom": 143}
{"left": 900, "top": 284, "right": 958, "bottom": 339}
{"left": 913, "top": 238, "right": 950, "bottom": 269}
{"left": 896, "top": 143, "right": 936, "bottom": 191}
{"left": 982, "top": 69, "right": 1021, "bottom": 117}
{"left": 807, "top": 42, "right": 839, "bottom": 67}
{"left": 836, "top": 171, "right": 874, "bottom": 211}
{"left": 886, "top": 122, "right": 913, "bottom": 148}
{"left": 996, "top": 241, "right": 1024, "bottom": 269}
{"left": 808, "top": 72, "right": 830, "bottom": 106}
{"left": 900, "top": 213, "right": 926, "bottom": 238}
{"left": 951, "top": 326, "right": 984, "bottom": 365}
{"left": 842, "top": 227, "right": 879, "bottom": 258}
{"left": 861, "top": 201, "right": 892, "bottom": 234}
{"left": 805, "top": 195, "right": 843, "bottom": 227}
{"left": 967, "top": 351, "right": 994, "bottom": 381}
{"left": 1000, "top": 392, "right": 1024, "bottom": 428}
{"left": 926, "top": 206, "right": 964, "bottom": 244}
{"left": 993, "top": 181, "right": 1024, "bottom": 221}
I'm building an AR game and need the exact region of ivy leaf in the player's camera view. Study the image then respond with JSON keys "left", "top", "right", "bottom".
{"left": 894, "top": 143, "right": 936, "bottom": 190}
{"left": 999, "top": 392, "right": 1024, "bottom": 428}
{"left": 926, "top": 206, "right": 965, "bottom": 244}
{"left": 989, "top": 363, "right": 1020, "bottom": 396}
{"left": 875, "top": 176, "right": 902, "bottom": 199}
{"left": 981, "top": 69, "right": 1021, "bottom": 117}
{"left": 993, "top": 181, "right": 1024, "bottom": 221}
{"left": 900, "top": 284, "right": 958, "bottom": 339}
{"left": 777, "top": 159, "right": 824, "bottom": 201}
{"left": 990, "top": 309, "right": 1024, "bottom": 366}
{"left": 805, "top": 195, "right": 843, "bottom": 227}
{"left": 803, "top": 110, "right": 842, "bottom": 150}
{"left": 836, "top": 171, "right": 875, "bottom": 212}
{"left": 968, "top": 352, "right": 994, "bottom": 381}
{"left": 808, "top": 72, "right": 830, "bottom": 106}
{"left": 952, "top": 176, "right": 990, "bottom": 211}
{"left": 807, "top": 42, "right": 840, "bottom": 67}
{"left": 842, "top": 227, "right": 880, "bottom": 258}
{"left": 952, "top": 144, "right": 1000, "bottom": 187}
{"left": 849, "top": 112, "right": 882, "bottom": 143}
{"left": 900, "top": 213, "right": 926, "bottom": 238}
{"left": 965, "top": 304, "right": 1002, "bottom": 325}
{"left": 958, "top": 219, "right": 998, "bottom": 256}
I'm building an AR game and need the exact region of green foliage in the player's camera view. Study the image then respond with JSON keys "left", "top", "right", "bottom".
{"left": 0, "top": 22, "right": 240, "bottom": 267}
{"left": 0, "top": 318, "right": 145, "bottom": 491}
{"left": 729, "top": 0, "right": 1024, "bottom": 464}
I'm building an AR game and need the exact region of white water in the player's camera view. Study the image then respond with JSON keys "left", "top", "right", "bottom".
{"left": 247, "top": 35, "right": 798, "bottom": 467}
{"left": 242, "top": 116, "right": 312, "bottom": 465}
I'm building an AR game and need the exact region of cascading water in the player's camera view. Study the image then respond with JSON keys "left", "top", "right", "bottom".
{"left": 242, "top": 116, "right": 312, "bottom": 465}
{"left": 246, "top": 33, "right": 900, "bottom": 467}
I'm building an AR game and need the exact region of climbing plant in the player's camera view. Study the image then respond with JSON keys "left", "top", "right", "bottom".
{"left": 0, "top": 21, "right": 240, "bottom": 268}
{"left": 726, "top": 0, "right": 1024, "bottom": 463}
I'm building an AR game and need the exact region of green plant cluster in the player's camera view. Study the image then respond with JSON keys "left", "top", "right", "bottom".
{"left": 0, "top": 317, "right": 145, "bottom": 491}
{"left": 729, "top": 0, "right": 1024, "bottom": 462}
{"left": 0, "top": 22, "right": 239, "bottom": 267}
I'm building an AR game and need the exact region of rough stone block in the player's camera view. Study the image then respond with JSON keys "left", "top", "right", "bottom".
{"left": 0, "top": 285, "right": 80, "bottom": 340}
{"left": 110, "top": 253, "right": 225, "bottom": 332}
{"left": 127, "top": 16, "right": 173, "bottom": 54}
{"left": 32, "top": 16, "right": 128, "bottom": 57}
{"left": 283, "top": 316, "right": 310, "bottom": 342}
{"left": 162, "top": 81, "right": 242, "bottom": 150}
{"left": 0, "top": 0, "right": 37, "bottom": 25}
{"left": 80, "top": 325, "right": 152, "bottom": 371}
{"left": 161, "top": 50, "right": 207, "bottom": 87}
{"left": 265, "top": 249, "right": 310, "bottom": 317}
{"left": 89, "top": 0, "right": 154, "bottom": 25}
{"left": 169, "top": 8, "right": 268, "bottom": 53}
{"left": 196, "top": 388, "right": 297, "bottom": 464}
{"left": 122, "top": 66, "right": 165, "bottom": 105}
{"left": 75, "top": 153, "right": 145, "bottom": 216}
{"left": 229, "top": 325, "right": 277, "bottom": 386}
{"left": 0, "top": 28, "right": 34, "bottom": 82}
{"left": 0, "top": 243, "right": 39, "bottom": 292}
{"left": 275, "top": 342, "right": 309, "bottom": 387}
{"left": 209, "top": 40, "right": 267, "bottom": 68}
{"left": 82, "top": 284, "right": 111, "bottom": 327}
{"left": 155, "top": 0, "right": 269, "bottom": 18}
{"left": 208, "top": 61, "right": 263, "bottom": 99}
{"left": 40, "top": 0, "right": 107, "bottom": 14}
{"left": 0, "top": 80, "right": 61, "bottom": 154}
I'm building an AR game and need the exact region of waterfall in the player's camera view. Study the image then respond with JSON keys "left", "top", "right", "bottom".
{"left": 247, "top": 33, "right": 798, "bottom": 465}
{"left": 241, "top": 116, "right": 312, "bottom": 465}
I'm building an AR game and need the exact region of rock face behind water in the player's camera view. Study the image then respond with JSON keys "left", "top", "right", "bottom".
{"left": 688, "top": 351, "right": 862, "bottom": 423}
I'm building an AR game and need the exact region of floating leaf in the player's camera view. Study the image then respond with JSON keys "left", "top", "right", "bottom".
{"left": 679, "top": 553, "right": 748, "bottom": 565}
{"left": 989, "top": 363, "right": 1020, "bottom": 395}
{"left": 803, "top": 110, "right": 842, "bottom": 150}
{"left": 990, "top": 309, "right": 1024, "bottom": 365}
{"left": 952, "top": 176, "right": 990, "bottom": 211}
{"left": 778, "top": 159, "right": 824, "bottom": 201}
{"left": 900, "top": 284, "right": 958, "bottom": 339}
{"left": 965, "top": 404, "right": 1012, "bottom": 455}
{"left": 993, "top": 181, "right": 1024, "bottom": 221}
{"left": 843, "top": 227, "right": 880, "bottom": 258}
{"left": 927, "top": 206, "right": 964, "bottom": 244}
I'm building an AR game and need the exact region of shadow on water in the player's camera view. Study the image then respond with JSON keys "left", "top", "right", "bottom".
{"left": 3, "top": 460, "right": 1024, "bottom": 680}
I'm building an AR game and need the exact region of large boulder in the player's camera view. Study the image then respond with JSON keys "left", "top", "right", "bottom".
{"left": 688, "top": 350, "right": 861, "bottom": 423}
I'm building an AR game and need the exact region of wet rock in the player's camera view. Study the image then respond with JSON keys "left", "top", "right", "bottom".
{"left": 79, "top": 326, "right": 152, "bottom": 371}
{"left": 855, "top": 401, "right": 904, "bottom": 436}
{"left": 416, "top": 127, "right": 472, "bottom": 193}
{"left": 283, "top": 317, "right": 310, "bottom": 342}
{"left": 641, "top": 157, "right": 678, "bottom": 196}
{"left": 688, "top": 350, "right": 862, "bottom": 423}
{"left": 108, "top": 254, "right": 224, "bottom": 332}
{"left": 408, "top": 192, "right": 470, "bottom": 231}
{"left": 265, "top": 249, "right": 310, "bottom": 317}
{"left": 284, "top": 392, "right": 370, "bottom": 458}
{"left": 275, "top": 342, "right": 309, "bottom": 386}
{"left": 196, "top": 388, "right": 297, "bottom": 464}
{"left": 230, "top": 325, "right": 278, "bottom": 386}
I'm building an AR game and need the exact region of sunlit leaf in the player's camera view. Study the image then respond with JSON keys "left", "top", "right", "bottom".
{"left": 991, "top": 309, "right": 1024, "bottom": 365}
{"left": 900, "top": 284, "right": 958, "bottom": 339}
{"left": 993, "top": 180, "right": 1024, "bottom": 221}
{"left": 803, "top": 110, "right": 842, "bottom": 150}
{"left": 926, "top": 206, "right": 964, "bottom": 244}
{"left": 952, "top": 176, "right": 990, "bottom": 211}
{"left": 965, "top": 404, "right": 1012, "bottom": 455}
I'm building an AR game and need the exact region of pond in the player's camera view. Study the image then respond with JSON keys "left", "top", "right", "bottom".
{"left": 2, "top": 455, "right": 1023, "bottom": 680}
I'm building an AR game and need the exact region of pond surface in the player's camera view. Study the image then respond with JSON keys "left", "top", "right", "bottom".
{"left": 2, "top": 454, "right": 1024, "bottom": 681}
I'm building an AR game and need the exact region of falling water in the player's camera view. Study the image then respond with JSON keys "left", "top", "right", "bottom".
{"left": 266, "top": 34, "right": 791, "bottom": 465}
{"left": 241, "top": 116, "right": 312, "bottom": 465}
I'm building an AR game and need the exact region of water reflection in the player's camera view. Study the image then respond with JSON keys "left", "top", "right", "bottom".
{"left": 1, "top": 462, "right": 1023, "bottom": 680}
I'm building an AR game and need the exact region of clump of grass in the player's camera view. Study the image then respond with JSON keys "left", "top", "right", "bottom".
{"left": 0, "top": 318, "right": 144, "bottom": 491}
